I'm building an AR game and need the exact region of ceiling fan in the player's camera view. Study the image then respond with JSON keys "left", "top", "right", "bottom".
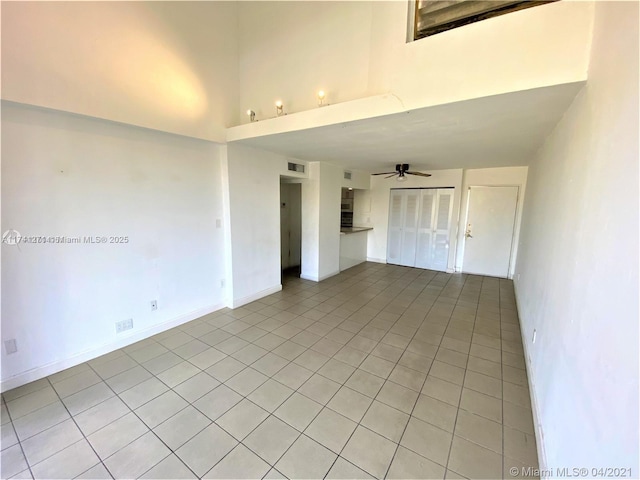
{"left": 372, "top": 163, "right": 431, "bottom": 182}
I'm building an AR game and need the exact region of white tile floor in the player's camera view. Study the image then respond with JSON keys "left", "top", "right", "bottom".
{"left": 0, "top": 263, "right": 539, "bottom": 479}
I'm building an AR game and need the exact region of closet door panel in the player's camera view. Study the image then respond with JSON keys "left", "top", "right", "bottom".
{"left": 415, "top": 189, "right": 435, "bottom": 269}
{"left": 386, "top": 190, "right": 405, "bottom": 265}
{"left": 387, "top": 187, "right": 454, "bottom": 272}
{"left": 400, "top": 190, "right": 420, "bottom": 266}
{"left": 431, "top": 189, "right": 455, "bottom": 271}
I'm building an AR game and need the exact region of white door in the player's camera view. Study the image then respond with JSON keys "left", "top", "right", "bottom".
{"left": 387, "top": 190, "right": 404, "bottom": 265}
{"left": 415, "top": 189, "right": 435, "bottom": 269}
{"left": 387, "top": 189, "right": 420, "bottom": 267}
{"left": 432, "top": 189, "right": 454, "bottom": 271}
{"left": 400, "top": 190, "right": 420, "bottom": 266}
{"left": 389, "top": 188, "right": 453, "bottom": 271}
{"left": 462, "top": 186, "right": 518, "bottom": 278}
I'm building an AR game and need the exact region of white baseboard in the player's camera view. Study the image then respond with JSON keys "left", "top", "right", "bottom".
{"left": 366, "top": 257, "right": 386, "bottom": 264}
{"left": 300, "top": 270, "right": 340, "bottom": 282}
{"left": 319, "top": 270, "right": 339, "bottom": 281}
{"left": 0, "top": 303, "right": 225, "bottom": 393}
{"left": 231, "top": 284, "right": 282, "bottom": 308}
{"left": 513, "top": 286, "right": 548, "bottom": 474}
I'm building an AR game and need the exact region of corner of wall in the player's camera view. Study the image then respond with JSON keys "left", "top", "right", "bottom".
{"left": 219, "top": 144, "right": 234, "bottom": 308}
{"left": 513, "top": 285, "right": 548, "bottom": 473}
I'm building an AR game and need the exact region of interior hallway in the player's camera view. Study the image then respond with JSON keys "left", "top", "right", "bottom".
{"left": 1, "top": 263, "right": 537, "bottom": 479}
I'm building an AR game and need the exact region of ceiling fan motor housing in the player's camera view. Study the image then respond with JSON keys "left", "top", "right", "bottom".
{"left": 396, "top": 164, "right": 409, "bottom": 173}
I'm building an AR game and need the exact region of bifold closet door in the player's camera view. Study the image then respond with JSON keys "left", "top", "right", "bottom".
{"left": 400, "top": 190, "right": 420, "bottom": 266}
{"left": 431, "top": 188, "right": 454, "bottom": 271}
{"left": 415, "top": 189, "right": 436, "bottom": 269}
{"left": 386, "top": 189, "right": 420, "bottom": 267}
{"left": 389, "top": 188, "right": 454, "bottom": 271}
{"left": 386, "top": 190, "right": 404, "bottom": 265}
{"left": 415, "top": 188, "right": 454, "bottom": 270}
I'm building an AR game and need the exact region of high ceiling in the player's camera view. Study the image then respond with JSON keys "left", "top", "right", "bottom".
{"left": 231, "top": 82, "right": 583, "bottom": 172}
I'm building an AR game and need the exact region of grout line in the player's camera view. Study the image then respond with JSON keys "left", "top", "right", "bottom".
{"left": 4, "top": 264, "right": 530, "bottom": 480}
{"left": 186, "top": 267, "right": 397, "bottom": 477}
{"left": 382, "top": 271, "right": 471, "bottom": 479}
{"left": 500, "top": 277, "right": 507, "bottom": 480}
{"left": 2, "top": 396, "right": 36, "bottom": 480}
{"left": 81, "top": 361, "right": 201, "bottom": 480}
{"left": 441, "top": 274, "right": 485, "bottom": 479}
{"left": 42, "top": 375, "right": 115, "bottom": 480}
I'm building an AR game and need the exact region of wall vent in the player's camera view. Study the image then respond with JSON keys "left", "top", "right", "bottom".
{"left": 344, "top": 171, "right": 352, "bottom": 180}
{"left": 287, "top": 162, "right": 305, "bottom": 173}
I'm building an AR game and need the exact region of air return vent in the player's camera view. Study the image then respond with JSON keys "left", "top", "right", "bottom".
{"left": 287, "top": 162, "right": 305, "bottom": 173}
{"left": 344, "top": 171, "right": 352, "bottom": 180}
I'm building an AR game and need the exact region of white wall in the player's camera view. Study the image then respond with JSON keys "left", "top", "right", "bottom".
{"left": 224, "top": 144, "right": 307, "bottom": 307}
{"left": 225, "top": 149, "right": 363, "bottom": 295}
{"left": 1, "top": 102, "right": 227, "bottom": 390}
{"left": 368, "top": 169, "right": 463, "bottom": 271}
{"left": 317, "top": 163, "right": 343, "bottom": 280}
{"left": 1, "top": 2, "right": 239, "bottom": 141}
{"left": 237, "top": 1, "right": 374, "bottom": 121}
{"left": 301, "top": 163, "right": 321, "bottom": 281}
{"left": 388, "top": 1, "right": 593, "bottom": 110}
{"left": 236, "top": 1, "right": 593, "bottom": 127}
{"left": 514, "top": 2, "right": 638, "bottom": 472}
{"left": 455, "top": 166, "right": 528, "bottom": 277}
{"left": 341, "top": 169, "right": 371, "bottom": 191}
{"left": 300, "top": 162, "right": 342, "bottom": 282}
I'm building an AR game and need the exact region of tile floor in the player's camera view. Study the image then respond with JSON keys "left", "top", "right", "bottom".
{"left": 1, "top": 263, "right": 539, "bottom": 479}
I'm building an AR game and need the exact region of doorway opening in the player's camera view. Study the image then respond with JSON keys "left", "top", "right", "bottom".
{"left": 280, "top": 179, "right": 302, "bottom": 282}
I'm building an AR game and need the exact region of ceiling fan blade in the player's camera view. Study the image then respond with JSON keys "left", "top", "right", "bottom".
{"left": 371, "top": 172, "right": 397, "bottom": 176}
{"left": 385, "top": 173, "right": 398, "bottom": 179}
{"left": 407, "top": 171, "right": 432, "bottom": 177}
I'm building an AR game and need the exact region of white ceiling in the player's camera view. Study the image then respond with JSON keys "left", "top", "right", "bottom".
{"left": 231, "top": 82, "right": 584, "bottom": 173}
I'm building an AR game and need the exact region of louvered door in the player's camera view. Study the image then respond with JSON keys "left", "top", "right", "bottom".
{"left": 400, "top": 190, "right": 420, "bottom": 266}
{"left": 387, "top": 188, "right": 454, "bottom": 271}
{"left": 431, "top": 189, "right": 454, "bottom": 271}
{"left": 415, "top": 189, "right": 436, "bottom": 269}
{"left": 386, "top": 190, "right": 404, "bottom": 265}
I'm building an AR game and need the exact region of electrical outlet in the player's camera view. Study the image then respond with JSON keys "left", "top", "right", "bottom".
{"left": 220, "top": 279, "right": 225, "bottom": 288}
{"left": 150, "top": 300, "right": 158, "bottom": 311}
{"left": 4, "top": 339, "right": 18, "bottom": 355}
{"left": 116, "top": 319, "right": 134, "bottom": 334}
{"left": 532, "top": 329, "right": 537, "bottom": 344}
{"left": 216, "top": 219, "right": 222, "bottom": 228}
{"left": 517, "top": 273, "right": 521, "bottom": 281}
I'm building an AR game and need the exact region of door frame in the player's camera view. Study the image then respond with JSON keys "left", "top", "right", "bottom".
{"left": 280, "top": 177, "right": 303, "bottom": 277}
{"left": 460, "top": 185, "right": 520, "bottom": 278}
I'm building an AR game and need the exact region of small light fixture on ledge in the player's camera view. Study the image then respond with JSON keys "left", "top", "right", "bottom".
{"left": 275, "top": 100, "right": 284, "bottom": 116}
{"left": 246, "top": 109, "right": 256, "bottom": 122}
{"left": 317, "top": 90, "right": 326, "bottom": 107}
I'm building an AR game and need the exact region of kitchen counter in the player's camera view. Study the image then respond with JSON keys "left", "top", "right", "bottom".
{"left": 339, "top": 227, "right": 371, "bottom": 271}
{"left": 340, "top": 227, "right": 373, "bottom": 235}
